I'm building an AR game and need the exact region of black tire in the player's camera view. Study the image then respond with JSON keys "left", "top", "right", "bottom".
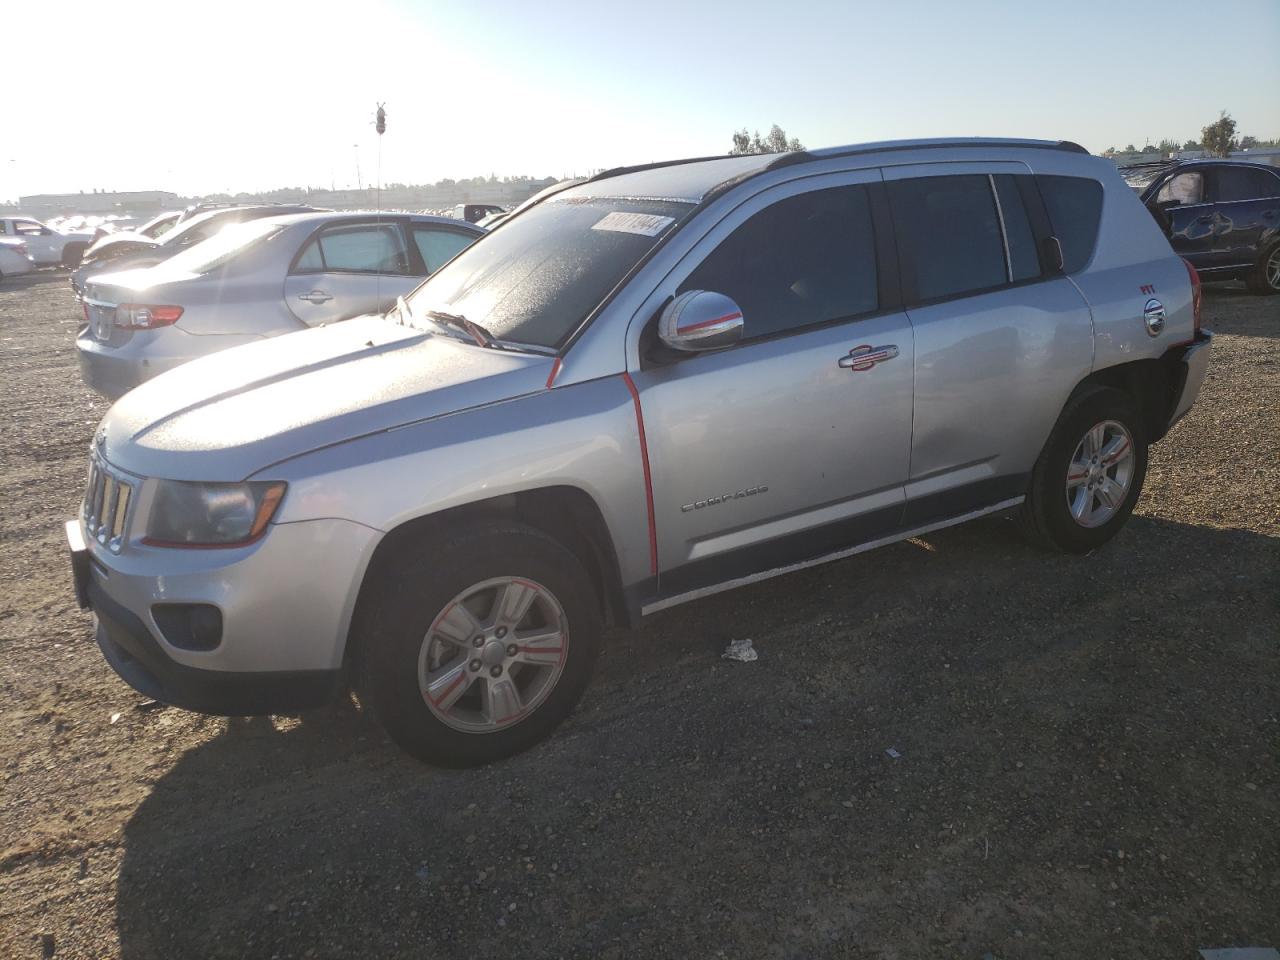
{"left": 1018, "top": 385, "right": 1148, "bottom": 553}
{"left": 355, "top": 520, "right": 601, "bottom": 767}
{"left": 1245, "top": 241, "right": 1280, "bottom": 296}
{"left": 61, "top": 243, "right": 87, "bottom": 268}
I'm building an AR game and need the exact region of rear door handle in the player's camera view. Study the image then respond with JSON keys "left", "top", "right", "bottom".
{"left": 297, "top": 289, "right": 333, "bottom": 304}
{"left": 838, "top": 344, "right": 899, "bottom": 371}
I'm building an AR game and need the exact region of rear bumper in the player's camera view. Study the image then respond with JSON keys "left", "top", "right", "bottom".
{"left": 1166, "top": 330, "right": 1213, "bottom": 430}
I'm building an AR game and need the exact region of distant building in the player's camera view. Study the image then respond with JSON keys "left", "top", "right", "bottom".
{"left": 1173, "top": 149, "right": 1210, "bottom": 160}
{"left": 18, "top": 190, "right": 181, "bottom": 219}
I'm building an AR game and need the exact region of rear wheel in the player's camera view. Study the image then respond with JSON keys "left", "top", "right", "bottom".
{"left": 1245, "top": 242, "right": 1280, "bottom": 295}
{"left": 61, "top": 243, "right": 87, "bottom": 268}
{"left": 356, "top": 521, "right": 601, "bottom": 766}
{"left": 1019, "top": 386, "right": 1148, "bottom": 553}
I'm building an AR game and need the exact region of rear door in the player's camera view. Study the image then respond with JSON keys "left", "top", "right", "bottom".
{"left": 628, "top": 171, "right": 916, "bottom": 594}
{"left": 284, "top": 220, "right": 418, "bottom": 326}
{"left": 883, "top": 165, "right": 1094, "bottom": 523}
{"left": 1207, "top": 165, "right": 1280, "bottom": 266}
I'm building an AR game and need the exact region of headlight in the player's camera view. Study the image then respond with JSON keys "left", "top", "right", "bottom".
{"left": 144, "top": 480, "right": 286, "bottom": 547}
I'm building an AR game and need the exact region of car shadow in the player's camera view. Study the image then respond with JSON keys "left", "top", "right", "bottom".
{"left": 113, "top": 513, "right": 1279, "bottom": 958}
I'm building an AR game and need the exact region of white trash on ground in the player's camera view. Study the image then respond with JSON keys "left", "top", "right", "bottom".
{"left": 721, "top": 639, "right": 758, "bottom": 662}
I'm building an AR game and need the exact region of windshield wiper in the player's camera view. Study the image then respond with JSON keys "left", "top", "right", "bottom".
{"left": 426, "top": 309, "right": 495, "bottom": 348}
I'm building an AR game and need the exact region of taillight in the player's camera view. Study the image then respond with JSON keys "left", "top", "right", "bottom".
{"left": 116, "top": 304, "right": 183, "bottom": 329}
{"left": 1182, "top": 257, "right": 1201, "bottom": 335}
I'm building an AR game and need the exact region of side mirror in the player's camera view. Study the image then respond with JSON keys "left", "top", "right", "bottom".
{"left": 658, "top": 290, "right": 744, "bottom": 352}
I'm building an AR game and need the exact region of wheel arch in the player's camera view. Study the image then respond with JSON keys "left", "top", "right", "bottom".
{"left": 345, "top": 484, "right": 630, "bottom": 674}
{"left": 1072, "top": 354, "right": 1187, "bottom": 444}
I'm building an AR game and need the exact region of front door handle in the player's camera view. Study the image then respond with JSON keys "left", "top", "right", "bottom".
{"left": 297, "top": 289, "right": 333, "bottom": 304}
{"left": 838, "top": 344, "right": 899, "bottom": 371}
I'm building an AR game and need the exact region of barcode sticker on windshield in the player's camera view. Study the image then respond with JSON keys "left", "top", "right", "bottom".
{"left": 591, "top": 212, "right": 675, "bottom": 237}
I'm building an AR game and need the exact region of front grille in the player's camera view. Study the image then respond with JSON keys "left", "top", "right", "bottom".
{"left": 84, "top": 457, "right": 135, "bottom": 551}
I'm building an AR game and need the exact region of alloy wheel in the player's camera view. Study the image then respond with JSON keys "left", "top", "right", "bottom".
{"left": 418, "top": 577, "right": 569, "bottom": 733}
{"left": 1065, "top": 420, "right": 1136, "bottom": 528}
{"left": 1268, "top": 247, "right": 1280, "bottom": 291}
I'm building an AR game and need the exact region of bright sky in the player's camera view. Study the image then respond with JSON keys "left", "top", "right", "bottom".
{"left": 5, "top": 0, "right": 1279, "bottom": 201}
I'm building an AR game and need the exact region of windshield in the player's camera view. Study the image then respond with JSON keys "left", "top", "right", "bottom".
{"left": 405, "top": 196, "right": 694, "bottom": 348}
{"left": 159, "top": 218, "right": 286, "bottom": 274}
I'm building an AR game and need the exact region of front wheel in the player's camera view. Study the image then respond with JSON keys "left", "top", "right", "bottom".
{"left": 1245, "top": 242, "right": 1280, "bottom": 296}
{"left": 1019, "top": 386, "right": 1148, "bottom": 553}
{"left": 356, "top": 521, "right": 601, "bottom": 766}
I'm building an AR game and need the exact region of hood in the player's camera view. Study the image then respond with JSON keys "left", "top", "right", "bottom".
{"left": 98, "top": 315, "right": 553, "bottom": 481}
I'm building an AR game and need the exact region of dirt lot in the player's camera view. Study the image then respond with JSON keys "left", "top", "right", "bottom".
{"left": 1, "top": 273, "right": 1276, "bottom": 959}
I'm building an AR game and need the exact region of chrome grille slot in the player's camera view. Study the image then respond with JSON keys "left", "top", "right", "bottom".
{"left": 82, "top": 456, "right": 135, "bottom": 551}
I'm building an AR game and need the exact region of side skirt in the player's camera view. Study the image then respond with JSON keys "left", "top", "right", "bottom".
{"left": 640, "top": 496, "right": 1025, "bottom": 616}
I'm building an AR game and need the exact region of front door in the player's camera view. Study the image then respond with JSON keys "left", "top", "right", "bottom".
{"left": 10, "top": 219, "right": 60, "bottom": 264}
{"left": 628, "top": 173, "right": 915, "bottom": 597}
{"left": 1151, "top": 169, "right": 1219, "bottom": 269}
{"left": 284, "top": 221, "right": 419, "bottom": 326}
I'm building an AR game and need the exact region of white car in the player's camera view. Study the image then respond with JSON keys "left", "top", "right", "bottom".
{"left": 0, "top": 238, "right": 36, "bottom": 279}
{"left": 0, "top": 217, "right": 95, "bottom": 267}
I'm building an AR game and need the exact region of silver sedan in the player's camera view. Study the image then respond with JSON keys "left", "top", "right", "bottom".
{"left": 76, "top": 212, "right": 484, "bottom": 399}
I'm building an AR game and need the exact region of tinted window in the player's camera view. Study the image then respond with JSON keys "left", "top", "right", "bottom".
{"left": 679, "top": 185, "right": 878, "bottom": 340}
{"left": 13, "top": 220, "right": 46, "bottom": 236}
{"left": 993, "top": 175, "right": 1041, "bottom": 282}
{"left": 1037, "top": 175, "right": 1105, "bottom": 275}
{"left": 315, "top": 224, "right": 409, "bottom": 274}
{"left": 406, "top": 197, "right": 693, "bottom": 348}
{"left": 1156, "top": 171, "right": 1203, "bottom": 206}
{"left": 1214, "top": 167, "right": 1280, "bottom": 203}
{"left": 413, "top": 227, "right": 476, "bottom": 272}
{"left": 889, "top": 175, "right": 1005, "bottom": 301}
{"left": 294, "top": 239, "right": 324, "bottom": 271}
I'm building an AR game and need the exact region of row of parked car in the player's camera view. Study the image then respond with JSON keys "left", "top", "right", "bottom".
{"left": 71, "top": 205, "right": 487, "bottom": 397}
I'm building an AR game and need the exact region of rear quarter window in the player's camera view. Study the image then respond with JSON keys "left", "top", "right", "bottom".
{"left": 1036, "top": 175, "right": 1104, "bottom": 274}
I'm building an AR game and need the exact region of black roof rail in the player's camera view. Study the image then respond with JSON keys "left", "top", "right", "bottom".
{"left": 585, "top": 153, "right": 740, "bottom": 184}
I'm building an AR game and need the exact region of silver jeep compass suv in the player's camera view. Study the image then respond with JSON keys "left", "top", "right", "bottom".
{"left": 66, "top": 138, "right": 1213, "bottom": 766}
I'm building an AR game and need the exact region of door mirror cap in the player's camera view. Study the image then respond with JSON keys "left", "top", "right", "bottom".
{"left": 658, "top": 290, "right": 744, "bottom": 352}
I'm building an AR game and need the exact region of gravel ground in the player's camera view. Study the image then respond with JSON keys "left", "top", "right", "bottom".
{"left": 1, "top": 273, "right": 1276, "bottom": 960}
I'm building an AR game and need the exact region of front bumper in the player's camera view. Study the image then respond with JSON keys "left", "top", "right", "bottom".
{"left": 67, "top": 513, "right": 379, "bottom": 715}
{"left": 1166, "top": 330, "right": 1214, "bottom": 430}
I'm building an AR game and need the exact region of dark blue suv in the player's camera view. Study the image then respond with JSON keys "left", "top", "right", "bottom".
{"left": 1123, "top": 159, "right": 1280, "bottom": 295}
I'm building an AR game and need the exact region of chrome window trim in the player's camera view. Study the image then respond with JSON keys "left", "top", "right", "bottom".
{"left": 989, "top": 174, "right": 1013, "bottom": 283}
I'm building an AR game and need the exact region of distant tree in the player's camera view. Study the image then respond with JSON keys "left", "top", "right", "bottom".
{"left": 730, "top": 124, "right": 805, "bottom": 155}
{"left": 1202, "top": 111, "right": 1238, "bottom": 157}
{"left": 1124, "top": 144, "right": 1137, "bottom": 153}
{"left": 1140, "top": 144, "right": 1159, "bottom": 154}
{"left": 1182, "top": 138, "right": 1201, "bottom": 151}
{"left": 1156, "top": 138, "right": 1180, "bottom": 154}
{"left": 1103, "top": 146, "right": 1117, "bottom": 155}
{"left": 1239, "top": 135, "right": 1258, "bottom": 150}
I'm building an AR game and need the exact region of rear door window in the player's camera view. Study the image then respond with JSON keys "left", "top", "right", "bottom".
{"left": 1036, "top": 175, "right": 1105, "bottom": 275}
{"left": 1212, "top": 167, "right": 1280, "bottom": 202}
{"left": 679, "top": 184, "right": 879, "bottom": 340}
{"left": 294, "top": 224, "right": 410, "bottom": 275}
{"left": 888, "top": 175, "right": 1007, "bottom": 302}
{"left": 412, "top": 227, "right": 477, "bottom": 272}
